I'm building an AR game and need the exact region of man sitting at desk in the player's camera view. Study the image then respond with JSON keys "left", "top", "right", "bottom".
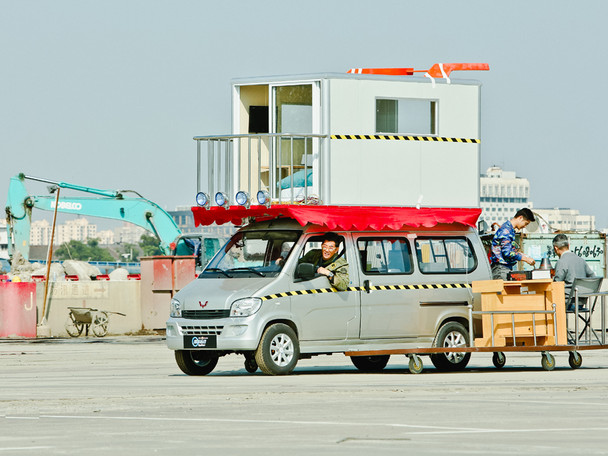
{"left": 553, "top": 233, "right": 595, "bottom": 309}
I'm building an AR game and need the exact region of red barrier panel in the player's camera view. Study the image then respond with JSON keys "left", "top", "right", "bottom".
{"left": 0, "top": 282, "right": 37, "bottom": 338}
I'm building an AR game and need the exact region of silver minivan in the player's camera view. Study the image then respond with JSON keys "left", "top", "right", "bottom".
{"left": 165, "top": 218, "right": 492, "bottom": 375}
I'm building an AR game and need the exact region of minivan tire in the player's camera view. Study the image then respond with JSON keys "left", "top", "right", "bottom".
{"left": 430, "top": 321, "right": 471, "bottom": 371}
{"left": 351, "top": 355, "right": 390, "bottom": 372}
{"left": 255, "top": 323, "right": 300, "bottom": 375}
{"left": 175, "top": 350, "right": 219, "bottom": 376}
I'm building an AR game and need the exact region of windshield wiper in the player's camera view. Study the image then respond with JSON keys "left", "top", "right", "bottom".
{"left": 203, "top": 268, "right": 232, "bottom": 278}
{"left": 227, "top": 267, "right": 266, "bottom": 277}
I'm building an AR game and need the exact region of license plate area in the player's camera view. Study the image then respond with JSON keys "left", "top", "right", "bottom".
{"left": 183, "top": 335, "right": 217, "bottom": 349}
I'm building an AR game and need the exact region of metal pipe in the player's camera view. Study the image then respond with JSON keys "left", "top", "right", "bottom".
{"left": 532, "top": 313, "right": 537, "bottom": 346}
{"left": 511, "top": 314, "right": 516, "bottom": 346}
{"left": 257, "top": 135, "right": 262, "bottom": 195}
{"left": 602, "top": 294, "right": 606, "bottom": 345}
{"left": 278, "top": 136, "right": 282, "bottom": 203}
{"left": 575, "top": 288, "right": 580, "bottom": 346}
{"left": 289, "top": 136, "right": 294, "bottom": 203}
{"left": 247, "top": 136, "right": 251, "bottom": 196}
{"left": 553, "top": 303, "right": 558, "bottom": 344}
{"left": 467, "top": 304, "right": 474, "bottom": 347}
{"left": 207, "top": 140, "right": 214, "bottom": 198}
{"left": 228, "top": 139, "right": 233, "bottom": 198}
{"left": 41, "top": 187, "right": 61, "bottom": 324}
{"left": 196, "top": 140, "right": 201, "bottom": 193}
{"left": 304, "top": 137, "right": 308, "bottom": 201}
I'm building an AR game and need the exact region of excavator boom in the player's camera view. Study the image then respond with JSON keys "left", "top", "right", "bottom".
{"left": 5, "top": 173, "right": 182, "bottom": 260}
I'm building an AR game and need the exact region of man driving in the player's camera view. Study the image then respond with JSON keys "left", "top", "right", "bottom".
{"left": 299, "top": 233, "right": 349, "bottom": 291}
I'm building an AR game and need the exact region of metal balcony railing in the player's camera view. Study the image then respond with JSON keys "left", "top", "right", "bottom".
{"left": 194, "top": 134, "right": 328, "bottom": 205}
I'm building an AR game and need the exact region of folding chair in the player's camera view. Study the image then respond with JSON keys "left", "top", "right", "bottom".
{"left": 566, "top": 277, "right": 603, "bottom": 344}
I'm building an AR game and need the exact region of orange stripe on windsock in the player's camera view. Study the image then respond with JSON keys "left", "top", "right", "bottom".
{"left": 426, "top": 63, "right": 489, "bottom": 78}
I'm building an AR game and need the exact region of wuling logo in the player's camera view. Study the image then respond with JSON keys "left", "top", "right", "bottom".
{"left": 199, "top": 301, "right": 208, "bottom": 309}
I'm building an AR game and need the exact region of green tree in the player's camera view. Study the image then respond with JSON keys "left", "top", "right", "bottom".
{"left": 139, "top": 233, "right": 162, "bottom": 257}
{"left": 119, "top": 242, "right": 140, "bottom": 262}
{"left": 54, "top": 239, "right": 115, "bottom": 261}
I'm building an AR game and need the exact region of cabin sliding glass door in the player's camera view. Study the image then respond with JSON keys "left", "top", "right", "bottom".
{"left": 270, "top": 82, "right": 320, "bottom": 200}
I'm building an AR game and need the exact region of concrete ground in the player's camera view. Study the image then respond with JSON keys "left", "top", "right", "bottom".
{"left": 2, "top": 336, "right": 608, "bottom": 455}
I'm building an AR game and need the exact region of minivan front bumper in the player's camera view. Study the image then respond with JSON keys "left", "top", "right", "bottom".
{"left": 166, "top": 316, "right": 263, "bottom": 351}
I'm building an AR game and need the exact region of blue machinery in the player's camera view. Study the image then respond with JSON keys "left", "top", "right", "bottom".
{"left": 5, "top": 173, "right": 183, "bottom": 261}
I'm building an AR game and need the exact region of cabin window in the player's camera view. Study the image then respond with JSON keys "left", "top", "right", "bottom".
{"left": 415, "top": 237, "right": 477, "bottom": 274}
{"left": 376, "top": 98, "right": 437, "bottom": 135}
{"left": 357, "top": 238, "right": 413, "bottom": 275}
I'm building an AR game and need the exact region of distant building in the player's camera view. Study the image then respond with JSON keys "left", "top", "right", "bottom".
{"left": 114, "top": 223, "right": 147, "bottom": 244}
{"left": 56, "top": 218, "right": 97, "bottom": 245}
{"left": 31, "top": 219, "right": 53, "bottom": 245}
{"left": 479, "top": 166, "right": 596, "bottom": 231}
{"left": 480, "top": 166, "right": 532, "bottom": 225}
{"left": 533, "top": 208, "right": 595, "bottom": 232}
{"left": 169, "top": 207, "right": 235, "bottom": 239}
{"left": 97, "top": 229, "right": 115, "bottom": 245}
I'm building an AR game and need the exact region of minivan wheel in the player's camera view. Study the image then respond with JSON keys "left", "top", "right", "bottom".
{"left": 174, "top": 350, "right": 219, "bottom": 376}
{"left": 351, "top": 355, "right": 390, "bottom": 373}
{"left": 255, "top": 323, "right": 300, "bottom": 375}
{"left": 430, "top": 321, "right": 471, "bottom": 371}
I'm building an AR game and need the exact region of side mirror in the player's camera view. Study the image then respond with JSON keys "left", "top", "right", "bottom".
{"left": 295, "top": 263, "right": 316, "bottom": 281}
{"left": 477, "top": 219, "right": 489, "bottom": 234}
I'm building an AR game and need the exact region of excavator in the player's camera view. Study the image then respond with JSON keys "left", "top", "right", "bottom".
{"left": 5, "top": 173, "right": 221, "bottom": 266}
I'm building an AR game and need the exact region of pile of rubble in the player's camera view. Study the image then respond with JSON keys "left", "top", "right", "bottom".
{"left": 6, "top": 252, "right": 130, "bottom": 282}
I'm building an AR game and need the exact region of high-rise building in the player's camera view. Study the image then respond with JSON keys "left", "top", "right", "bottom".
{"left": 31, "top": 219, "right": 53, "bottom": 245}
{"left": 480, "top": 166, "right": 595, "bottom": 232}
{"left": 56, "top": 218, "right": 97, "bottom": 245}
{"left": 480, "top": 166, "right": 532, "bottom": 225}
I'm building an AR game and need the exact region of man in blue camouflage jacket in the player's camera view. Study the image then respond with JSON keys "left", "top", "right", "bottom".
{"left": 490, "top": 208, "right": 536, "bottom": 280}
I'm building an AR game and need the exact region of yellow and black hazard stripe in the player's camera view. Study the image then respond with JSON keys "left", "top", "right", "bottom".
{"left": 330, "top": 134, "right": 479, "bottom": 144}
{"left": 261, "top": 282, "right": 471, "bottom": 301}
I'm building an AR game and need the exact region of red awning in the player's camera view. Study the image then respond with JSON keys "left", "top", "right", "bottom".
{"left": 191, "top": 205, "right": 481, "bottom": 231}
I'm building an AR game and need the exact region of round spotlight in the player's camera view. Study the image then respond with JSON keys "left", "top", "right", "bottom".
{"left": 235, "top": 191, "right": 251, "bottom": 209}
{"left": 256, "top": 190, "right": 271, "bottom": 207}
{"left": 195, "top": 192, "right": 210, "bottom": 209}
{"left": 215, "top": 192, "right": 229, "bottom": 208}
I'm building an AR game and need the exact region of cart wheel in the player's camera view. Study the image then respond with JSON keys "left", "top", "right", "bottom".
{"left": 492, "top": 351, "right": 506, "bottom": 369}
{"left": 568, "top": 351, "right": 583, "bottom": 369}
{"left": 244, "top": 356, "right": 258, "bottom": 373}
{"left": 408, "top": 355, "right": 423, "bottom": 374}
{"left": 65, "top": 317, "right": 84, "bottom": 337}
{"left": 92, "top": 312, "right": 109, "bottom": 337}
{"left": 541, "top": 353, "right": 555, "bottom": 371}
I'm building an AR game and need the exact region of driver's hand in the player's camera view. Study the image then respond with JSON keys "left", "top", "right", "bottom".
{"left": 317, "top": 267, "right": 331, "bottom": 277}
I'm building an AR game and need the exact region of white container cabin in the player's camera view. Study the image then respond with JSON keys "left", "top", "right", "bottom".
{"left": 195, "top": 66, "right": 484, "bottom": 208}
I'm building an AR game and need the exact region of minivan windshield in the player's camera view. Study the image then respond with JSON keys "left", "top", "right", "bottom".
{"left": 200, "top": 230, "right": 301, "bottom": 278}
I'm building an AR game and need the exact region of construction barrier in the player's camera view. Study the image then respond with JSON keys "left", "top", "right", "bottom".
{"left": 0, "top": 282, "right": 37, "bottom": 338}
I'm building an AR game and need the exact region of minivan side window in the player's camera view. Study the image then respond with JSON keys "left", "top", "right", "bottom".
{"left": 299, "top": 235, "right": 347, "bottom": 263}
{"left": 357, "top": 238, "right": 413, "bottom": 275}
{"left": 415, "top": 238, "right": 477, "bottom": 274}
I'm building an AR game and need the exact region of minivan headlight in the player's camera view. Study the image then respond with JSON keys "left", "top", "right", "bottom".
{"left": 230, "top": 297, "right": 262, "bottom": 317}
{"left": 170, "top": 298, "right": 182, "bottom": 317}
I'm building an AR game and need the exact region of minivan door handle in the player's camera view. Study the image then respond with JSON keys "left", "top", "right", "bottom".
{"left": 363, "top": 280, "right": 371, "bottom": 294}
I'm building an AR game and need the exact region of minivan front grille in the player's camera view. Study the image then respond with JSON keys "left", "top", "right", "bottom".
{"left": 180, "top": 325, "right": 224, "bottom": 336}
{"left": 183, "top": 309, "right": 230, "bottom": 319}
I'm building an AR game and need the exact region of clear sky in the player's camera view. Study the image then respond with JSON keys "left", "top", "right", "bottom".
{"left": 2, "top": 0, "right": 607, "bottom": 228}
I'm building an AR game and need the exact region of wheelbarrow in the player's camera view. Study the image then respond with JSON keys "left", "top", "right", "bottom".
{"left": 65, "top": 307, "right": 126, "bottom": 337}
